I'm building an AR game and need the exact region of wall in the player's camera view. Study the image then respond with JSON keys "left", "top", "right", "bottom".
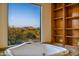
{"left": 39, "top": 4, "right": 52, "bottom": 43}
{"left": 0, "top": 3, "right": 8, "bottom": 48}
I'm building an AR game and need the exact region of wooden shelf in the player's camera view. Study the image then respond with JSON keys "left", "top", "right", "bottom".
{"left": 65, "top": 16, "right": 79, "bottom": 19}
{"left": 54, "top": 3, "right": 77, "bottom": 11}
{"left": 54, "top": 35, "right": 64, "bottom": 37}
{"left": 66, "top": 28, "right": 79, "bottom": 30}
{"left": 65, "top": 3, "right": 77, "bottom": 7}
{"left": 54, "top": 28, "right": 63, "bottom": 30}
{"left": 65, "top": 36, "right": 72, "bottom": 38}
{"left": 54, "top": 3, "right": 63, "bottom": 9}
{"left": 54, "top": 7, "right": 63, "bottom": 11}
{"left": 54, "top": 17, "right": 63, "bottom": 20}
{"left": 66, "top": 36, "right": 79, "bottom": 38}
{"left": 65, "top": 28, "right": 72, "bottom": 30}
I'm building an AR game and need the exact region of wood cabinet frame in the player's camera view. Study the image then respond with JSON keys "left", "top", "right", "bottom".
{"left": 51, "top": 3, "right": 79, "bottom": 47}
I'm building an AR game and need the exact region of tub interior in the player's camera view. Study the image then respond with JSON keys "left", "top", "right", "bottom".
{"left": 5, "top": 42, "right": 69, "bottom": 56}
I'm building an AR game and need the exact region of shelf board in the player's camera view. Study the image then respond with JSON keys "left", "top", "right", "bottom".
{"left": 54, "top": 17, "right": 63, "bottom": 20}
{"left": 65, "top": 16, "right": 79, "bottom": 19}
{"left": 65, "top": 36, "right": 72, "bottom": 38}
{"left": 65, "top": 28, "right": 72, "bottom": 30}
{"left": 54, "top": 7, "right": 63, "bottom": 11}
{"left": 65, "top": 3, "right": 77, "bottom": 7}
{"left": 54, "top": 28, "right": 63, "bottom": 30}
{"left": 66, "top": 36, "right": 79, "bottom": 38}
{"left": 65, "top": 28, "right": 79, "bottom": 30}
{"left": 54, "top": 35, "right": 64, "bottom": 37}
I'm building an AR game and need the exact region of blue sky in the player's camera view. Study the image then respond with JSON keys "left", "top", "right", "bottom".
{"left": 8, "top": 3, "right": 41, "bottom": 28}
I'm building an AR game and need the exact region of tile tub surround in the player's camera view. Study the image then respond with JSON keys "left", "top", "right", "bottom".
{"left": 1, "top": 43, "right": 79, "bottom": 56}
{"left": 0, "top": 51, "right": 4, "bottom": 56}
{"left": 54, "top": 43, "right": 79, "bottom": 56}
{"left": 0, "top": 47, "right": 8, "bottom": 56}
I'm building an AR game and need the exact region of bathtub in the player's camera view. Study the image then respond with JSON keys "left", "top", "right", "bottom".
{"left": 5, "top": 42, "right": 69, "bottom": 56}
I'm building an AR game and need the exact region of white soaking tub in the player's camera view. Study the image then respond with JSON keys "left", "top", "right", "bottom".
{"left": 5, "top": 42, "right": 69, "bottom": 56}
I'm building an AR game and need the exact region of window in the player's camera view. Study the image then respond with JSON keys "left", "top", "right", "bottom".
{"left": 8, "top": 3, "right": 41, "bottom": 45}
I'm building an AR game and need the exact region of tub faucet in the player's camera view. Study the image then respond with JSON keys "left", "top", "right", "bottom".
{"left": 43, "top": 53, "right": 45, "bottom": 56}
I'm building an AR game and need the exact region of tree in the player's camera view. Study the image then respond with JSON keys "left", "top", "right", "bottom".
{"left": 26, "top": 32, "right": 36, "bottom": 39}
{"left": 8, "top": 26, "right": 40, "bottom": 45}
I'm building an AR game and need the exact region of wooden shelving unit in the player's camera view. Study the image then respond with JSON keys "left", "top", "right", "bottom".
{"left": 51, "top": 3, "right": 79, "bottom": 46}
{"left": 52, "top": 4, "right": 65, "bottom": 44}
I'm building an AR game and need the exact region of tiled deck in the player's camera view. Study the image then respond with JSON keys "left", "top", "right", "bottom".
{"left": 0, "top": 44, "right": 79, "bottom": 56}
{"left": 54, "top": 44, "right": 79, "bottom": 56}
{"left": 0, "top": 51, "right": 4, "bottom": 56}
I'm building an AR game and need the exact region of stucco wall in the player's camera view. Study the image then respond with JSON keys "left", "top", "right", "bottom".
{"left": 0, "top": 3, "right": 8, "bottom": 48}
{"left": 40, "top": 4, "right": 52, "bottom": 43}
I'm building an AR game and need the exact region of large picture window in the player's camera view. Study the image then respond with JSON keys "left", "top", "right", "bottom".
{"left": 8, "top": 3, "right": 41, "bottom": 45}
